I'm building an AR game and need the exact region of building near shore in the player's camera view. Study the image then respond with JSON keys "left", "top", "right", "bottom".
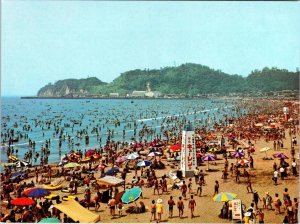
{"left": 109, "top": 93, "right": 120, "bottom": 97}
{"left": 131, "top": 82, "right": 162, "bottom": 98}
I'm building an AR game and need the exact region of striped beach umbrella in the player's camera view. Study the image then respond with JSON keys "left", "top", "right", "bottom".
{"left": 213, "top": 192, "right": 237, "bottom": 202}
{"left": 273, "top": 153, "right": 289, "bottom": 159}
{"left": 24, "top": 187, "right": 51, "bottom": 198}
{"left": 238, "top": 159, "right": 250, "bottom": 165}
{"left": 116, "top": 156, "right": 127, "bottom": 163}
{"left": 231, "top": 152, "right": 244, "bottom": 158}
{"left": 148, "top": 152, "right": 162, "bottom": 157}
{"left": 137, "top": 160, "right": 152, "bottom": 167}
{"left": 202, "top": 155, "right": 215, "bottom": 170}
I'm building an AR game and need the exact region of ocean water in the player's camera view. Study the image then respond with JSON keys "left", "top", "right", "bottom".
{"left": 1, "top": 97, "right": 235, "bottom": 166}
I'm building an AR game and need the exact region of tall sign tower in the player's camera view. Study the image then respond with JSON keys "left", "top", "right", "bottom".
{"left": 180, "top": 124, "right": 197, "bottom": 177}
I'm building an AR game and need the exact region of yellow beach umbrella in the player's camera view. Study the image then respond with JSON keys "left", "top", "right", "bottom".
{"left": 213, "top": 192, "right": 237, "bottom": 202}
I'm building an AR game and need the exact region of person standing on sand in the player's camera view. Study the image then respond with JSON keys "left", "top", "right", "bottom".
{"left": 156, "top": 199, "right": 163, "bottom": 223}
{"left": 265, "top": 192, "right": 273, "bottom": 210}
{"left": 188, "top": 195, "right": 196, "bottom": 218}
{"left": 194, "top": 167, "right": 199, "bottom": 183}
{"left": 181, "top": 181, "right": 187, "bottom": 200}
{"left": 247, "top": 178, "right": 253, "bottom": 193}
{"left": 273, "top": 169, "right": 278, "bottom": 185}
{"left": 257, "top": 209, "right": 264, "bottom": 224}
{"left": 291, "top": 159, "right": 297, "bottom": 176}
{"left": 150, "top": 200, "right": 156, "bottom": 222}
{"left": 197, "top": 178, "right": 203, "bottom": 197}
{"left": 214, "top": 180, "right": 219, "bottom": 196}
{"left": 153, "top": 178, "right": 160, "bottom": 195}
{"left": 177, "top": 196, "right": 184, "bottom": 218}
{"left": 168, "top": 196, "right": 175, "bottom": 218}
{"left": 253, "top": 190, "right": 261, "bottom": 209}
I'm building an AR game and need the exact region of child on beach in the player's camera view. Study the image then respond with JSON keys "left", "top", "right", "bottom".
{"left": 150, "top": 200, "right": 156, "bottom": 222}
{"left": 117, "top": 201, "right": 123, "bottom": 217}
{"left": 188, "top": 178, "right": 193, "bottom": 194}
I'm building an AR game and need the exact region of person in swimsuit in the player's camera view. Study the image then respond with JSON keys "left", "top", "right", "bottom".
{"left": 177, "top": 196, "right": 184, "bottom": 218}
{"left": 168, "top": 196, "right": 175, "bottom": 218}
{"left": 188, "top": 195, "right": 196, "bottom": 218}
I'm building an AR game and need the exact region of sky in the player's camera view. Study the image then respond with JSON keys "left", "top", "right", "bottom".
{"left": 2, "top": 1, "right": 299, "bottom": 96}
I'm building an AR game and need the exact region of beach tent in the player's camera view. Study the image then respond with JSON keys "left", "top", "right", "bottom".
{"left": 54, "top": 199, "right": 100, "bottom": 223}
{"left": 97, "top": 176, "right": 125, "bottom": 187}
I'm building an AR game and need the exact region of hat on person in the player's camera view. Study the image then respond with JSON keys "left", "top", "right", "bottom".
{"left": 254, "top": 190, "right": 257, "bottom": 193}
{"left": 157, "top": 198, "right": 163, "bottom": 204}
{"left": 265, "top": 192, "right": 269, "bottom": 195}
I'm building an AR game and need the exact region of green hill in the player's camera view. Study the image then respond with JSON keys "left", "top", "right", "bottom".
{"left": 37, "top": 63, "right": 299, "bottom": 97}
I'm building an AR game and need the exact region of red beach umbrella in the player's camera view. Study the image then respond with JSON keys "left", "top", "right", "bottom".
{"left": 11, "top": 197, "right": 36, "bottom": 206}
{"left": 170, "top": 144, "right": 181, "bottom": 152}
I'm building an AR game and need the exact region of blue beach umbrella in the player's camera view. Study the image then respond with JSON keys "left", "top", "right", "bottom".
{"left": 105, "top": 167, "right": 119, "bottom": 175}
{"left": 24, "top": 187, "right": 51, "bottom": 198}
{"left": 137, "top": 160, "right": 152, "bottom": 167}
{"left": 11, "top": 171, "right": 26, "bottom": 179}
{"left": 121, "top": 187, "right": 142, "bottom": 204}
{"left": 231, "top": 152, "right": 244, "bottom": 158}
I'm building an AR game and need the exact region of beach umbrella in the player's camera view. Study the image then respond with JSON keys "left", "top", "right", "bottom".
{"left": 137, "top": 160, "right": 152, "bottom": 167}
{"left": 238, "top": 159, "right": 250, "bottom": 165}
{"left": 105, "top": 167, "right": 119, "bottom": 175}
{"left": 10, "top": 197, "right": 36, "bottom": 206}
{"left": 38, "top": 218, "right": 60, "bottom": 223}
{"left": 213, "top": 192, "right": 237, "bottom": 202}
{"left": 85, "top": 149, "right": 96, "bottom": 157}
{"left": 116, "top": 156, "right": 127, "bottom": 163}
{"left": 63, "top": 162, "right": 81, "bottom": 169}
{"left": 254, "top": 123, "right": 263, "bottom": 127}
{"left": 132, "top": 143, "right": 143, "bottom": 148}
{"left": 170, "top": 144, "right": 181, "bottom": 152}
{"left": 202, "top": 155, "right": 215, "bottom": 170}
{"left": 15, "top": 160, "right": 29, "bottom": 168}
{"left": 121, "top": 187, "right": 142, "bottom": 204}
{"left": 273, "top": 153, "right": 289, "bottom": 159}
{"left": 126, "top": 153, "right": 139, "bottom": 160}
{"left": 231, "top": 152, "right": 244, "bottom": 158}
{"left": 93, "top": 154, "right": 101, "bottom": 160}
{"left": 1, "top": 162, "right": 16, "bottom": 167}
{"left": 209, "top": 147, "right": 219, "bottom": 152}
{"left": 24, "top": 187, "right": 51, "bottom": 198}
{"left": 11, "top": 171, "right": 26, "bottom": 179}
{"left": 148, "top": 152, "right": 162, "bottom": 157}
{"left": 80, "top": 157, "right": 91, "bottom": 163}
{"left": 260, "top": 147, "right": 270, "bottom": 158}
{"left": 58, "top": 160, "right": 68, "bottom": 166}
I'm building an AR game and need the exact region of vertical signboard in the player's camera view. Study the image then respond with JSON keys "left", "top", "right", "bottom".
{"left": 181, "top": 129, "right": 197, "bottom": 177}
{"left": 232, "top": 199, "right": 242, "bottom": 220}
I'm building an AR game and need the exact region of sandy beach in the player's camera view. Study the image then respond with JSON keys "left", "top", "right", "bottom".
{"left": 1, "top": 98, "right": 299, "bottom": 223}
